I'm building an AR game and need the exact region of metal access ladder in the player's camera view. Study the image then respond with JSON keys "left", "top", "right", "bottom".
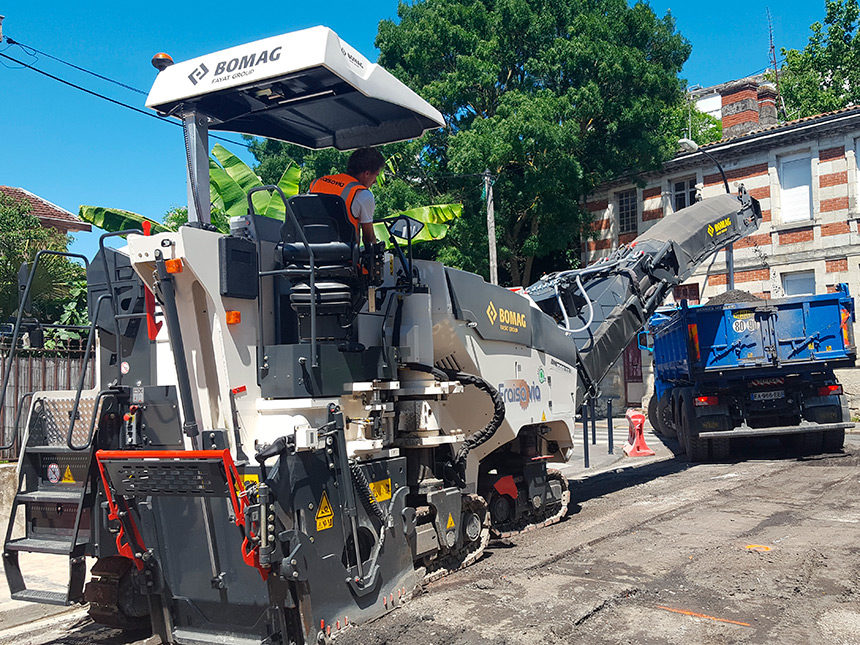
{"left": 2, "top": 394, "right": 101, "bottom": 605}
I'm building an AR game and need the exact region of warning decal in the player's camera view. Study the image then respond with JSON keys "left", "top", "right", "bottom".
{"left": 369, "top": 478, "right": 392, "bottom": 503}
{"left": 47, "top": 463, "right": 61, "bottom": 484}
{"left": 446, "top": 513, "right": 455, "bottom": 530}
{"left": 61, "top": 465, "right": 75, "bottom": 484}
{"left": 316, "top": 490, "right": 334, "bottom": 531}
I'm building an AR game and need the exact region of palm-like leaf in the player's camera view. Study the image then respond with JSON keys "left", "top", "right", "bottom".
{"left": 78, "top": 205, "right": 172, "bottom": 234}
{"left": 263, "top": 162, "right": 301, "bottom": 218}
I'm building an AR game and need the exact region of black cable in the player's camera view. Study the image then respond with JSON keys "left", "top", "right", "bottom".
{"left": 0, "top": 50, "right": 253, "bottom": 150}
{"left": 6, "top": 36, "right": 148, "bottom": 95}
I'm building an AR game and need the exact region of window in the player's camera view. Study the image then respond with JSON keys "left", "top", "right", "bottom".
{"left": 617, "top": 189, "right": 637, "bottom": 234}
{"left": 779, "top": 153, "right": 812, "bottom": 222}
{"left": 673, "top": 283, "right": 700, "bottom": 304}
{"left": 672, "top": 177, "right": 698, "bottom": 211}
{"left": 781, "top": 271, "right": 815, "bottom": 296}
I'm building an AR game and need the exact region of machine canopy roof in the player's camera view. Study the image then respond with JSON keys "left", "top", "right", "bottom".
{"left": 146, "top": 26, "right": 445, "bottom": 150}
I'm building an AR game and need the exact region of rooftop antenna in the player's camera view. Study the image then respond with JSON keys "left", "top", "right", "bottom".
{"left": 767, "top": 8, "right": 787, "bottom": 120}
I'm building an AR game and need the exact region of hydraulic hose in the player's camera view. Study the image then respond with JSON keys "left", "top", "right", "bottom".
{"left": 406, "top": 363, "right": 506, "bottom": 469}
{"left": 350, "top": 461, "right": 387, "bottom": 525}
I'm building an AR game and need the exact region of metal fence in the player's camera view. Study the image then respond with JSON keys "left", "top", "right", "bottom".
{"left": 0, "top": 349, "right": 95, "bottom": 460}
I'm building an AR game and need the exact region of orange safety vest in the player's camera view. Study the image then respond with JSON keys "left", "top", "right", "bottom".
{"left": 309, "top": 173, "right": 368, "bottom": 239}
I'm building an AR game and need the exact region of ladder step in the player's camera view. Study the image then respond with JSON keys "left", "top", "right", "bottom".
{"left": 22, "top": 446, "right": 83, "bottom": 454}
{"left": 5, "top": 537, "right": 85, "bottom": 555}
{"left": 17, "top": 490, "right": 84, "bottom": 504}
{"left": 173, "top": 627, "right": 264, "bottom": 645}
{"left": 11, "top": 589, "right": 71, "bottom": 606}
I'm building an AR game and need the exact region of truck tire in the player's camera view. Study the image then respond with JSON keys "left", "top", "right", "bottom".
{"left": 710, "top": 437, "right": 730, "bottom": 460}
{"left": 648, "top": 391, "right": 676, "bottom": 438}
{"left": 680, "top": 399, "right": 708, "bottom": 462}
{"left": 788, "top": 431, "right": 823, "bottom": 455}
{"left": 822, "top": 428, "right": 845, "bottom": 452}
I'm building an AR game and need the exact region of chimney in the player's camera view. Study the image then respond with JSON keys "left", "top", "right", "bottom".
{"left": 757, "top": 83, "right": 778, "bottom": 127}
{"left": 720, "top": 79, "right": 760, "bottom": 138}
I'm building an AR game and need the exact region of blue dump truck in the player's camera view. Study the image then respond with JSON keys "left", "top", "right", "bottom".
{"left": 646, "top": 284, "right": 856, "bottom": 461}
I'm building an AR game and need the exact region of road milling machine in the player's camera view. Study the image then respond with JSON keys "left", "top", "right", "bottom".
{"left": 0, "top": 27, "right": 761, "bottom": 645}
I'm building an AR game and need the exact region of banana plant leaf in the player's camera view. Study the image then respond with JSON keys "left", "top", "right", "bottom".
{"left": 78, "top": 205, "right": 172, "bottom": 235}
{"left": 263, "top": 162, "right": 301, "bottom": 219}
{"left": 373, "top": 219, "right": 452, "bottom": 248}
{"left": 210, "top": 144, "right": 300, "bottom": 220}
{"left": 372, "top": 203, "right": 462, "bottom": 247}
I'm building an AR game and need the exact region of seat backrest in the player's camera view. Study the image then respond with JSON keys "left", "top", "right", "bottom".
{"left": 281, "top": 194, "right": 357, "bottom": 246}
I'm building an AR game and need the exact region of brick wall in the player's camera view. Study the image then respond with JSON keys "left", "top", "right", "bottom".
{"left": 778, "top": 227, "right": 814, "bottom": 245}
{"left": 826, "top": 258, "right": 848, "bottom": 272}
{"left": 822, "top": 222, "right": 850, "bottom": 236}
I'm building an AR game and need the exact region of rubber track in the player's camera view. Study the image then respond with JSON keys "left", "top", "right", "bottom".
{"left": 491, "top": 469, "right": 570, "bottom": 540}
{"left": 420, "top": 494, "right": 491, "bottom": 586}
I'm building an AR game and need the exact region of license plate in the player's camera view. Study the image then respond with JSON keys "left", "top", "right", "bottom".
{"left": 751, "top": 390, "right": 784, "bottom": 401}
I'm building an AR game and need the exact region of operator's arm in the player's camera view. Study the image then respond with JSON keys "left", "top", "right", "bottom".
{"left": 353, "top": 190, "right": 378, "bottom": 246}
{"left": 361, "top": 222, "right": 377, "bottom": 245}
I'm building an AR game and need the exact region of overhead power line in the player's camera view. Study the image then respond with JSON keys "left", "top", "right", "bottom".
{"left": 5, "top": 36, "right": 148, "bottom": 95}
{"left": 0, "top": 41, "right": 253, "bottom": 151}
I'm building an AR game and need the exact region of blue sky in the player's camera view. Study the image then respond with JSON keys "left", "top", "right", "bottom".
{"left": 1, "top": 0, "right": 824, "bottom": 259}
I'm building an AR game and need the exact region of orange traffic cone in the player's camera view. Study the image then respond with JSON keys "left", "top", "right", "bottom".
{"left": 623, "top": 408, "right": 655, "bottom": 457}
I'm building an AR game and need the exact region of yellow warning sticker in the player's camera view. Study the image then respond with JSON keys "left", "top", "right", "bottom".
{"left": 316, "top": 490, "right": 334, "bottom": 531}
{"left": 446, "top": 513, "right": 455, "bottom": 530}
{"left": 369, "top": 478, "right": 392, "bottom": 503}
{"left": 541, "top": 411, "right": 547, "bottom": 422}
{"left": 61, "top": 465, "right": 75, "bottom": 484}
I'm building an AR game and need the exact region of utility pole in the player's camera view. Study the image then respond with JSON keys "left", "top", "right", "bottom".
{"left": 483, "top": 169, "right": 498, "bottom": 285}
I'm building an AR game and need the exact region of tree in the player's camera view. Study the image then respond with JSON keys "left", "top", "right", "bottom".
{"left": 373, "top": 0, "right": 692, "bottom": 285}
{"left": 0, "top": 193, "right": 84, "bottom": 324}
{"left": 775, "top": 0, "right": 860, "bottom": 119}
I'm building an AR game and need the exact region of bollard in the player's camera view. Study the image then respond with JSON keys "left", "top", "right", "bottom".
{"left": 582, "top": 404, "right": 590, "bottom": 468}
{"left": 607, "top": 398, "right": 613, "bottom": 454}
{"left": 590, "top": 398, "right": 597, "bottom": 445}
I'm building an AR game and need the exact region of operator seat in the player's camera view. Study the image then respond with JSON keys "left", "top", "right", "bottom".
{"left": 278, "top": 194, "right": 362, "bottom": 340}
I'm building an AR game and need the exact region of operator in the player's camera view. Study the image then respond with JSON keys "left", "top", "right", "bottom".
{"left": 309, "top": 147, "right": 383, "bottom": 247}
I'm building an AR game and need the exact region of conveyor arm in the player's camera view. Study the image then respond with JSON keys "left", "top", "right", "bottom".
{"left": 525, "top": 188, "right": 762, "bottom": 404}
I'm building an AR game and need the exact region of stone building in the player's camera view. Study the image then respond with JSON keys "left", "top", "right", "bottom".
{"left": 583, "top": 78, "right": 860, "bottom": 409}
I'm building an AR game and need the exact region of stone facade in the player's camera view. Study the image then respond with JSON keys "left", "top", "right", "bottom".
{"left": 583, "top": 103, "right": 860, "bottom": 412}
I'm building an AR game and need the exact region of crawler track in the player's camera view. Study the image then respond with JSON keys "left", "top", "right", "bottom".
{"left": 491, "top": 468, "right": 570, "bottom": 539}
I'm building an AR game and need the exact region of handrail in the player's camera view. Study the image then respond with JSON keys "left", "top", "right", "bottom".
{"left": 0, "top": 250, "right": 89, "bottom": 443}
{"left": 0, "top": 392, "right": 35, "bottom": 452}
{"left": 67, "top": 388, "right": 113, "bottom": 451}
{"left": 247, "top": 186, "right": 318, "bottom": 369}
{"left": 66, "top": 294, "right": 118, "bottom": 450}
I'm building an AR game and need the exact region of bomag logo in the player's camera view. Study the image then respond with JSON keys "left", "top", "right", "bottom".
{"left": 190, "top": 46, "right": 283, "bottom": 85}
{"left": 707, "top": 216, "right": 732, "bottom": 237}
{"left": 486, "top": 301, "right": 526, "bottom": 333}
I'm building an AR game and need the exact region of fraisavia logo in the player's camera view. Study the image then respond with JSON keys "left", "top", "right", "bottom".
{"left": 190, "top": 46, "right": 283, "bottom": 86}
{"left": 498, "top": 379, "right": 541, "bottom": 410}
{"left": 486, "top": 301, "right": 498, "bottom": 325}
{"left": 486, "top": 300, "right": 527, "bottom": 333}
{"left": 707, "top": 216, "right": 732, "bottom": 238}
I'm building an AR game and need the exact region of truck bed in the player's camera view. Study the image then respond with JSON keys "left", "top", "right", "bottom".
{"left": 651, "top": 284, "right": 856, "bottom": 384}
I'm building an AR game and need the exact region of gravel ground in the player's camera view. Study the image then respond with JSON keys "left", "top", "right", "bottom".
{"left": 3, "top": 434, "right": 858, "bottom": 645}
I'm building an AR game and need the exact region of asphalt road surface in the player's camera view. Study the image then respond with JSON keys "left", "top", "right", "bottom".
{"left": 3, "top": 434, "right": 858, "bottom": 644}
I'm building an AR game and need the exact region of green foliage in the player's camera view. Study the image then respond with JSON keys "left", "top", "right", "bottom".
{"left": 666, "top": 100, "right": 723, "bottom": 145}
{"left": 0, "top": 193, "right": 85, "bottom": 324}
{"left": 79, "top": 205, "right": 171, "bottom": 235}
{"left": 773, "top": 0, "right": 860, "bottom": 118}
{"left": 373, "top": 0, "right": 691, "bottom": 284}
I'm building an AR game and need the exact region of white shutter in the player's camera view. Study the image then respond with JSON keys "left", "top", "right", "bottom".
{"left": 781, "top": 271, "right": 815, "bottom": 296}
{"left": 779, "top": 156, "right": 812, "bottom": 223}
